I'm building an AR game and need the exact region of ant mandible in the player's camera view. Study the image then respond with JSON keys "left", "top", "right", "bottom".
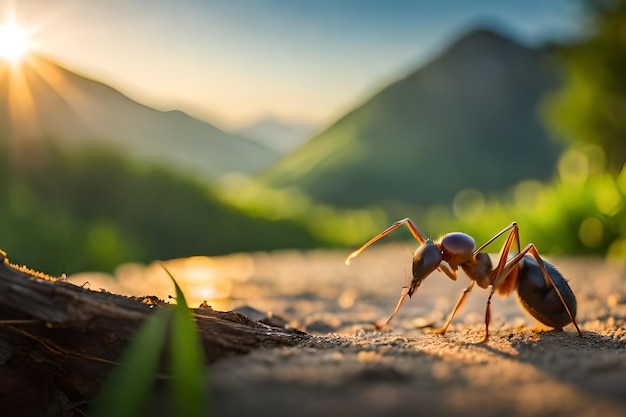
{"left": 345, "top": 218, "right": 582, "bottom": 342}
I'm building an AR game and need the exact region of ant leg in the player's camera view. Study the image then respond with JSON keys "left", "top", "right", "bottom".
{"left": 477, "top": 224, "right": 522, "bottom": 342}
{"left": 474, "top": 222, "right": 520, "bottom": 256}
{"left": 481, "top": 285, "right": 500, "bottom": 343}
{"left": 375, "top": 286, "right": 412, "bottom": 329}
{"left": 438, "top": 263, "right": 458, "bottom": 280}
{"left": 492, "top": 225, "right": 522, "bottom": 293}
{"left": 345, "top": 218, "right": 427, "bottom": 265}
{"left": 433, "top": 281, "right": 475, "bottom": 335}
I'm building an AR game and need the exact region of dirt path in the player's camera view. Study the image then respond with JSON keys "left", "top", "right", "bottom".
{"left": 73, "top": 245, "right": 626, "bottom": 417}
{"left": 213, "top": 247, "right": 626, "bottom": 417}
{"left": 212, "top": 327, "right": 625, "bottom": 417}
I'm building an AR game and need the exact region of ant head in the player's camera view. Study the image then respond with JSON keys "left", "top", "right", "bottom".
{"left": 439, "top": 232, "right": 475, "bottom": 268}
{"left": 410, "top": 241, "right": 442, "bottom": 296}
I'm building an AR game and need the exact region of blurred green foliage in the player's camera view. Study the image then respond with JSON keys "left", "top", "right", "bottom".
{"left": 410, "top": 145, "right": 626, "bottom": 258}
{"left": 0, "top": 141, "right": 323, "bottom": 275}
{"left": 222, "top": 146, "right": 626, "bottom": 259}
{"left": 545, "top": 0, "right": 626, "bottom": 173}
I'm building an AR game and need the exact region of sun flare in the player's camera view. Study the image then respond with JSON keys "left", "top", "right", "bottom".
{"left": 0, "top": 15, "right": 33, "bottom": 63}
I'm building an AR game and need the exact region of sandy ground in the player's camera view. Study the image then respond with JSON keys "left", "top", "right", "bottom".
{"left": 215, "top": 247, "right": 626, "bottom": 417}
{"left": 73, "top": 245, "right": 626, "bottom": 417}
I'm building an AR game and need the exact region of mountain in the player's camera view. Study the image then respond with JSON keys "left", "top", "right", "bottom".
{"left": 0, "top": 54, "right": 278, "bottom": 179}
{"left": 261, "top": 28, "right": 564, "bottom": 208}
{"left": 234, "top": 115, "right": 318, "bottom": 154}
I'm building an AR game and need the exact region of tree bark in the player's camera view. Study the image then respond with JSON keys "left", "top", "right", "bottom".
{"left": 0, "top": 256, "right": 309, "bottom": 417}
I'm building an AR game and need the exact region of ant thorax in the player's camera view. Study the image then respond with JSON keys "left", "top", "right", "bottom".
{"left": 460, "top": 252, "right": 492, "bottom": 289}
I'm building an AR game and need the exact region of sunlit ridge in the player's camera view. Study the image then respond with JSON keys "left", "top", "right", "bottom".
{"left": 0, "top": 52, "right": 90, "bottom": 165}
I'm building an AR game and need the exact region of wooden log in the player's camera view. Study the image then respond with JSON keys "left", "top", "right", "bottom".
{"left": 0, "top": 252, "right": 309, "bottom": 417}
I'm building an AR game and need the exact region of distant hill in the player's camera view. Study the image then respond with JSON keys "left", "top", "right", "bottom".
{"left": 0, "top": 54, "right": 278, "bottom": 179}
{"left": 234, "top": 115, "right": 318, "bottom": 154}
{"left": 261, "top": 28, "right": 564, "bottom": 208}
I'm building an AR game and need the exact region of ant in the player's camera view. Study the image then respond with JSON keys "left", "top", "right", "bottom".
{"left": 345, "top": 218, "right": 582, "bottom": 342}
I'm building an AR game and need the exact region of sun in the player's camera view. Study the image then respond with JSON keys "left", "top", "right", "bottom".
{"left": 0, "top": 14, "right": 33, "bottom": 63}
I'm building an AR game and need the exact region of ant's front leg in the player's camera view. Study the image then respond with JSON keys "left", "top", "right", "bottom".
{"left": 433, "top": 281, "right": 475, "bottom": 335}
{"left": 345, "top": 218, "right": 427, "bottom": 265}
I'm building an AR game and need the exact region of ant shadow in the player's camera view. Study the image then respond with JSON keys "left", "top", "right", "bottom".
{"left": 468, "top": 326, "right": 626, "bottom": 405}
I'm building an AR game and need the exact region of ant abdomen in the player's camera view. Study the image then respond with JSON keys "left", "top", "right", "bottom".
{"left": 516, "top": 255, "right": 577, "bottom": 329}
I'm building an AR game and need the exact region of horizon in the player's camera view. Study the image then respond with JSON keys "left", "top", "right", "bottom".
{"left": 0, "top": 0, "right": 584, "bottom": 131}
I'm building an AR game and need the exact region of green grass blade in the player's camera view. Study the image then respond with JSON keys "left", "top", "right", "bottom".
{"left": 92, "top": 310, "right": 170, "bottom": 417}
{"left": 160, "top": 262, "right": 210, "bottom": 417}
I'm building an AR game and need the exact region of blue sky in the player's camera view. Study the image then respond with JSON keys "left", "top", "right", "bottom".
{"left": 2, "top": 0, "right": 584, "bottom": 129}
